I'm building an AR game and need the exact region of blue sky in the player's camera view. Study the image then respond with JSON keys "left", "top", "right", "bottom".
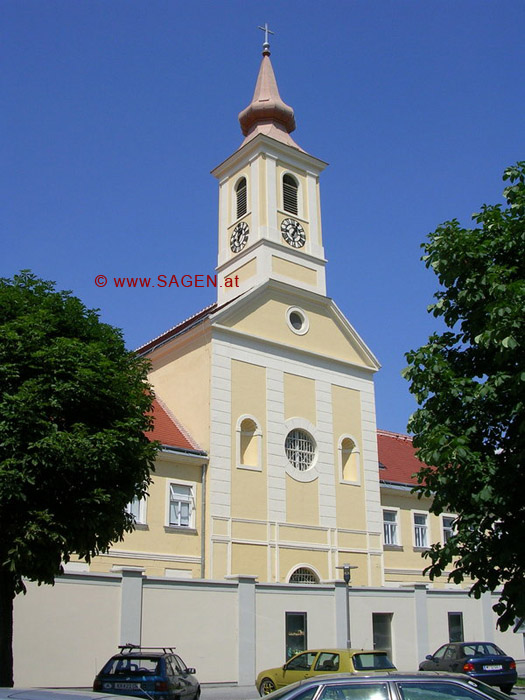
{"left": 2, "top": 1, "right": 524, "bottom": 434}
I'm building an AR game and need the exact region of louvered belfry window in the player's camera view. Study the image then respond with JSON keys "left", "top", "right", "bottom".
{"left": 236, "top": 177, "right": 247, "bottom": 219}
{"left": 283, "top": 174, "right": 298, "bottom": 215}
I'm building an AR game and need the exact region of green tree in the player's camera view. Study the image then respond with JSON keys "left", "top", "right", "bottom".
{"left": 0, "top": 272, "right": 158, "bottom": 685}
{"left": 404, "top": 163, "right": 525, "bottom": 630}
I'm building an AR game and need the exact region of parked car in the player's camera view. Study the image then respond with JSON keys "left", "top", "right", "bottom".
{"left": 0, "top": 692, "right": 138, "bottom": 700}
{"left": 93, "top": 645, "right": 200, "bottom": 700}
{"left": 248, "top": 671, "right": 513, "bottom": 700}
{"left": 256, "top": 648, "right": 396, "bottom": 695}
{"left": 418, "top": 642, "right": 517, "bottom": 693}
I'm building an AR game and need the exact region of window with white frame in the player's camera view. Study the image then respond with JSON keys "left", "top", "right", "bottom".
{"left": 127, "top": 497, "right": 146, "bottom": 525}
{"left": 413, "top": 512, "right": 428, "bottom": 548}
{"left": 168, "top": 483, "right": 195, "bottom": 528}
{"left": 383, "top": 509, "right": 398, "bottom": 546}
{"left": 442, "top": 515, "right": 455, "bottom": 543}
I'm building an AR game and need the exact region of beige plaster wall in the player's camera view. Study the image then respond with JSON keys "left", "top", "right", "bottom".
{"left": 147, "top": 330, "right": 211, "bottom": 450}
{"left": 220, "top": 289, "right": 372, "bottom": 367}
{"left": 13, "top": 577, "right": 120, "bottom": 686}
{"left": 231, "top": 360, "right": 267, "bottom": 521}
{"left": 142, "top": 582, "right": 238, "bottom": 683}
{"left": 332, "top": 384, "right": 367, "bottom": 531}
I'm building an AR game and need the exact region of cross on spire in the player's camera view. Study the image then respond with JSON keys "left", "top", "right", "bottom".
{"left": 258, "top": 23, "right": 274, "bottom": 55}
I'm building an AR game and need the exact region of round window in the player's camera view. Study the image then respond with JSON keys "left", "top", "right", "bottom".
{"left": 286, "top": 307, "right": 309, "bottom": 335}
{"left": 285, "top": 429, "right": 316, "bottom": 471}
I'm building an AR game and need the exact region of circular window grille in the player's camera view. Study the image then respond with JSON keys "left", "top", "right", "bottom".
{"left": 289, "top": 567, "right": 319, "bottom": 584}
{"left": 285, "top": 429, "right": 316, "bottom": 471}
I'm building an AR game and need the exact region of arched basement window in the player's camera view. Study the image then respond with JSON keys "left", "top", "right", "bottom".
{"left": 283, "top": 174, "right": 298, "bottom": 215}
{"left": 236, "top": 177, "right": 247, "bottom": 219}
{"left": 289, "top": 567, "right": 319, "bottom": 584}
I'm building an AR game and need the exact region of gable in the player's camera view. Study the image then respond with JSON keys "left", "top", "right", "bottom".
{"left": 211, "top": 282, "right": 379, "bottom": 371}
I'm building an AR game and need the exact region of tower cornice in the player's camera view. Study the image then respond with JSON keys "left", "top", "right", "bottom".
{"left": 211, "top": 133, "right": 327, "bottom": 181}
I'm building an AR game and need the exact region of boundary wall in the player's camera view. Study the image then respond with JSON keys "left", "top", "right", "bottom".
{"left": 12, "top": 569, "right": 524, "bottom": 687}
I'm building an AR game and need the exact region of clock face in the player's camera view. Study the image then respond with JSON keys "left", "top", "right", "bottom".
{"left": 281, "top": 218, "right": 306, "bottom": 248}
{"left": 230, "top": 222, "right": 249, "bottom": 253}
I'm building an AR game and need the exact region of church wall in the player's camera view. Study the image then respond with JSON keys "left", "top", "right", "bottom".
{"left": 332, "top": 384, "right": 367, "bottom": 532}
{"left": 219, "top": 291, "right": 372, "bottom": 367}
{"left": 147, "top": 328, "right": 211, "bottom": 451}
{"left": 285, "top": 474, "right": 320, "bottom": 526}
{"left": 208, "top": 330, "right": 381, "bottom": 585}
{"left": 231, "top": 359, "right": 267, "bottom": 520}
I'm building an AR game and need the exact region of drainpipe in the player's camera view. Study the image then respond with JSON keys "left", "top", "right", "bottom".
{"left": 200, "top": 462, "right": 207, "bottom": 578}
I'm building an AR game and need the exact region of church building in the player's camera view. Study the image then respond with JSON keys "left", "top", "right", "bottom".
{"left": 13, "top": 35, "right": 524, "bottom": 688}
{"left": 100, "top": 32, "right": 384, "bottom": 587}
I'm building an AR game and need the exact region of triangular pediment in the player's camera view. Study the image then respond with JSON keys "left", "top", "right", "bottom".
{"left": 210, "top": 280, "right": 380, "bottom": 371}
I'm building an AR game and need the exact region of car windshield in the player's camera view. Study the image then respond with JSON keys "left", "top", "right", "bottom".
{"left": 102, "top": 657, "right": 160, "bottom": 675}
{"left": 353, "top": 654, "right": 395, "bottom": 671}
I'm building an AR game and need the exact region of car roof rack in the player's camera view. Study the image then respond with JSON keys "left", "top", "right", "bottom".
{"left": 118, "top": 644, "right": 176, "bottom": 654}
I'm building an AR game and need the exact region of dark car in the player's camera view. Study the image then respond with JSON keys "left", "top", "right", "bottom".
{"left": 418, "top": 642, "right": 517, "bottom": 694}
{"left": 93, "top": 645, "right": 200, "bottom": 700}
{"left": 246, "top": 671, "right": 514, "bottom": 700}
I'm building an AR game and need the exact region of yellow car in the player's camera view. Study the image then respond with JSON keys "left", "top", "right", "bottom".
{"left": 256, "top": 648, "right": 396, "bottom": 695}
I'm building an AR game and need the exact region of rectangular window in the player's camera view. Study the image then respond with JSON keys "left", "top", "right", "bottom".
{"left": 413, "top": 513, "right": 428, "bottom": 548}
{"left": 442, "top": 515, "right": 455, "bottom": 543}
{"left": 448, "top": 612, "right": 464, "bottom": 642}
{"left": 169, "top": 483, "right": 194, "bottom": 527}
{"left": 285, "top": 612, "right": 307, "bottom": 660}
{"left": 372, "top": 613, "right": 394, "bottom": 664}
{"left": 383, "top": 510, "right": 398, "bottom": 546}
{"left": 127, "top": 497, "right": 146, "bottom": 525}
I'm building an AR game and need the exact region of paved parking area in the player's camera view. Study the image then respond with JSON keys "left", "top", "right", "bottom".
{"left": 201, "top": 685, "right": 254, "bottom": 700}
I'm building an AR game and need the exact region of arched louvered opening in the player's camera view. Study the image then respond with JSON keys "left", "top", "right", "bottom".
{"left": 283, "top": 174, "right": 298, "bottom": 215}
{"left": 289, "top": 567, "right": 319, "bottom": 584}
{"left": 236, "top": 177, "right": 247, "bottom": 219}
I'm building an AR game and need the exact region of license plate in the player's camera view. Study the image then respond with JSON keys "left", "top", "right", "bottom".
{"left": 483, "top": 665, "right": 502, "bottom": 671}
{"left": 115, "top": 683, "right": 140, "bottom": 690}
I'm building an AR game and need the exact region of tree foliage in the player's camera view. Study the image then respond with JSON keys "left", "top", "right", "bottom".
{"left": 403, "top": 163, "right": 525, "bottom": 630}
{"left": 0, "top": 272, "right": 158, "bottom": 685}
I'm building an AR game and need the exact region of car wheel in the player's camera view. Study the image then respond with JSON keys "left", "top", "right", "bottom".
{"left": 499, "top": 685, "right": 513, "bottom": 695}
{"left": 259, "top": 678, "right": 276, "bottom": 696}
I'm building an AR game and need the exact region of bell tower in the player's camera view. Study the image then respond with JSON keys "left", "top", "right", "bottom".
{"left": 212, "top": 28, "right": 328, "bottom": 304}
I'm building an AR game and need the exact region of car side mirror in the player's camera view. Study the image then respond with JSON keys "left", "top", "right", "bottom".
{"left": 425, "top": 655, "right": 433, "bottom": 661}
{"left": 185, "top": 668, "right": 196, "bottom": 675}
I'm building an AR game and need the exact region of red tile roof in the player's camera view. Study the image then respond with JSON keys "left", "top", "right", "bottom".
{"left": 146, "top": 398, "right": 205, "bottom": 455}
{"left": 136, "top": 303, "right": 217, "bottom": 356}
{"left": 377, "top": 429, "right": 424, "bottom": 486}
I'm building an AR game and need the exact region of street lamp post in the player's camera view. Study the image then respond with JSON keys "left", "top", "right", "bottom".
{"left": 336, "top": 564, "right": 358, "bottom": 648}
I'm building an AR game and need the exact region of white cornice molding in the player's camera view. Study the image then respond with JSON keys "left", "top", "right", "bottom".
{"left": 211, "top": 134, "right": 328, "bottom": 180}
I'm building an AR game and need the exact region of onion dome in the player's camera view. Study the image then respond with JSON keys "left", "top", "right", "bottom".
{"left": 238, "top": 39, "right": 303, "bottom": 151}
